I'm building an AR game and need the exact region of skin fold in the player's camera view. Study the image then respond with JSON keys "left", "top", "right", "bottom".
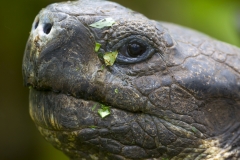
{"left": 23, "top": 0, "right": 240, "bottom": 159}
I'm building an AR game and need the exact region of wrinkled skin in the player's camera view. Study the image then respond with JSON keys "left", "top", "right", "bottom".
{"left": 22, "top": 0, "right": 240, "bottom": 159}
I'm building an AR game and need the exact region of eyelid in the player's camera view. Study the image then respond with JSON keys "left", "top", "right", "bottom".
{"left": 116, "top": 48, "right": 155, "bottom": 64}
{"left": 110, "top": 35, "right": 152, "bottom": 50}
{"left": 110, "top": 35, "right": 156, "bottom": 64}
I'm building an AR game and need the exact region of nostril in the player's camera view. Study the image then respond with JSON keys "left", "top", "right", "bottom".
{"left": 34, "top": 20, "right": 39, "bottom": 29}
{"left": 43, "top": 23, "right": 52, "bottom": 34}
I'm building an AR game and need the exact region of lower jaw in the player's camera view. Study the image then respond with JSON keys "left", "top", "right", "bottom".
{"left": 37, "top": 125, "right": 130, "bottom": 160}
{"left": 29, "top": 89, "right": 237, "bottom": 159}
{"left": 37, "top": 125, "right": 229, "bottom": 160}
{"left": 29, "top": 88, "right": 140, "bottom": 158}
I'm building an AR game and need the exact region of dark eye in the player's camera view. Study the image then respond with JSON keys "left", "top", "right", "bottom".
{"left": 110, "top": 36, "right": 156, "bottom": 64}
{"left": 127, "top": 42, "right": 146, "bottom": 57}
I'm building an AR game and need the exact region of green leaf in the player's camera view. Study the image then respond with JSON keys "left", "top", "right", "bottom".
{"left": 98, "top": 105, "right": 111, "bottom": 118}
{"left": 95, "top": 43, "right": 101, "bottom": 52}
{"left": 191, "top": 127, "right": 197, "bottom": 133}
{"left": 97, "top": 65, "right": 105, "bottom": 72}
{"left": 89, "top": 18, "right": 115, "bottom": 29}
{"left": 103, "top": 51, "right": 118, "bottom": 66}
{"left": 89, "top": 125, "right": 97, "bottom": 129}
{"left": 92, "top": 104, "right": 97, "bottom": 111}
{"left": 114, "top": 88, "right": 119, "bottom": 93}
{"left": 100, "top": 65, "right": 105, "bottom": 71}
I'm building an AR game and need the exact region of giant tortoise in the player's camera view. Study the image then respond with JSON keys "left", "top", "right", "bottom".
{"left": 22, "top": 0, "right": 240, "bottom": 159}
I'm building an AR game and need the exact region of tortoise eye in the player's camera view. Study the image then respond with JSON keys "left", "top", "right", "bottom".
{"left": 110, "top": 36, "right": 156, "bottom": 64}
{"left": 127, "top": 42, "right": 146, "bottom": 57}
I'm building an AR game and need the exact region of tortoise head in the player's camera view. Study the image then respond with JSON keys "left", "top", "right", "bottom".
{"left": 23, "top": 0, "right": 240, "bottom": 159}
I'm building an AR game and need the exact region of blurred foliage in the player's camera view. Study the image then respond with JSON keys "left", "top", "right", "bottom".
{"left": 0, "top": 0, "right": 239, "bottom": 160}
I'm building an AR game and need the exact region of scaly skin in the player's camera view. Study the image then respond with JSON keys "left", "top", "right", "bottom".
{"left": 23, "top": 0, "right": 240, "bottom": 159}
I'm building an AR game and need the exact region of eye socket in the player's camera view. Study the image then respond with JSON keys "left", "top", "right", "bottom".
{"left": 127, "top": 42, "right": 146, "bottom": 57}
{"left": 111, "top": 36, "right": 156, "bottom": 64}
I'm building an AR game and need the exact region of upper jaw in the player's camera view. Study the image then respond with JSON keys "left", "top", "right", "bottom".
{"left": 22, "top": 0, "right": 149, "bottom": 90}
{"left": 22, "top": 8, "right": 97, "bottom": 89}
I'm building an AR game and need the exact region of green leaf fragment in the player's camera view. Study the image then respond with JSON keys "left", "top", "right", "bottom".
{"left": 191, "top": 127, "right": 197, "bottom": 133}
{"left": 89, "top": 125, "right": 97, "bottom": 129}
{"left": 100, "top": 65, "right": 105, "bottom": 70}
{"left": 95, "top": 43, "right": 101, "bottom": 52}
{"left": 115, "top": 88, "right": 119, "bottom": 93}
{"left": 103, "top": 51, "right": 118, "bottom": 66}
{"left": 98, "top": 105, "right": 111, "bottom": 118}
{"left": 89, "top": 18, "right": 115, "bottom": 29}
{"left": 97, "top": 65, "right": 105, "bottom": 72}
{"left": 92, "top": 104, "right": 97, "bottom": 111}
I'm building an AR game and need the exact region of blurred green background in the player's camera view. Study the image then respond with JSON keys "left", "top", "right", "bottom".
{"left": 0, "top": 0, "right": 240, "bottom": 159}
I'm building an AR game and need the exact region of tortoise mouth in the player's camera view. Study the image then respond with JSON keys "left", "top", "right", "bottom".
{"left": 29, "top": 88, "right": 146, "bottom": 159}
{"left": 30, "top": 88, "right": 234, "bottom": 159}
{"left": 29, "top": 88, "right": 145, "bottom": 159}
{"left": 29, "top": 88, "right": 138, "bottom": 132}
